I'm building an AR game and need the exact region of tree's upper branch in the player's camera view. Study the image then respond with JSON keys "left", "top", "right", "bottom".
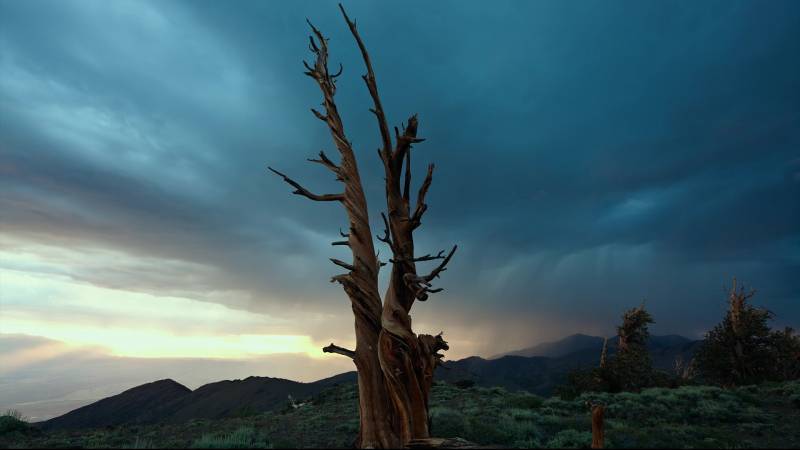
{"left": 410, "top": 164, "right": 434, "bottom": 229}
{"left": 402, "top": 245, "right": 457, "bottom": 301}
{"left": 268, "top": 167, "right": 344, "bottom": 202}
{"left": 339, "top": 4, "right": 392, "bottom": 156}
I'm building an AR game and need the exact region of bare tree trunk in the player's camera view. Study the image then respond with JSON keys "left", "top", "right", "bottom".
{"left": 591, "top": 404, "right": 605, "bottom": 449}
{"left": 269, "top": 5, "right": 455, "bottom": 448}
{"left": 599, "top": 337, "right": 608, "bottom": 368}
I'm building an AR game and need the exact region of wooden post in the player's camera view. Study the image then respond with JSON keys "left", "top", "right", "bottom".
{"left": 591, "top": 404, "right": 605, "bottom": 449}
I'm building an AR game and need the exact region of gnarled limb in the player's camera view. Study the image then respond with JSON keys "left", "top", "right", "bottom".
{"left": 390, "top": 249, "right": 447, "bottom": 264}
{"left": 410, "top": 164, "right": 434, "bottom": 228}
{"left": 268, "top": 167, "right": 344, "bottom": 202}
{"left": 418, "top": 245, "right": 457, "bottom": 283}
{"left": 308, "top": 150, "right": 342, "bottom": 178}
{"left": 338, "top": 4, "right": 392, "bottom": 157}
{"left": 323, "top": 343, "right": 355, "bottom": 359}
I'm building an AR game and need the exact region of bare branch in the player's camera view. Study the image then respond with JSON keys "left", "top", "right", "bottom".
{"left": 331, "top": 62, "right": 343, "bottom": 79}
{"left": 403, "top": 147, "right": 411, "bottom": 202}
{"left": 310, "top": 108, "right": 327, "bottom": 122}
{"left": 330, "top": 273, "right": 350, "bottom": 284}
{"left": 308, "top": 150, "right": 341, "bottom": 177}
{"left": 268, "top": 167, "right": 344, "bottom": 202}
{"left": 322, "top": 343, "right": 355, "bottom": 359}
{"left": 339, "top": 3, "right": 392, "bottom": 155}
{"left": 394, "top": 114, "right": 424, "bottom": 169}
{"left": 410, "top": 164, "right": 434, "bottom": 227}
{"left": 373, "top": 250, "right": 388, "bottom": 272}
{"left": 420, "top": 245, "right": 457, "bottom": 283}
{"left": 390, "top": 250, "right": 446, "bottom": 264}
{"left": 401, "top": 246, "right": 457, "bottom": 301}
{"left": 330, "top": 258, "right": 355, "bottom": 271}
{"left": 376, "top": 212, "right": 393, "bottom": 247}
{"left": 332, "top": 240, "right": 349, "bottom": 246}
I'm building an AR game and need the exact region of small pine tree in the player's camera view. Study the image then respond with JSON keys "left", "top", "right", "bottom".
{"left": 607, "top": 302, "right": 656, "bottom": 391}
{"left": 617, "top": 302, "right": 654, "bottom": 352}
{"left": 770, "top": 327, "right": 800, "bottom": 381}
{"left": 558, "top": 302, "right": 662, "bottom": 396}
{"left": 695, "top": 278, "right": 800, "bottom": 386}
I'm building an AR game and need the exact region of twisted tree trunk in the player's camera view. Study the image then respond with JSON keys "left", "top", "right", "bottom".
{"left": 591, "top": 404, "right": 605, "bottom": 449}
{"left": 269, "top": 5, "right": 455, "bottom": 448}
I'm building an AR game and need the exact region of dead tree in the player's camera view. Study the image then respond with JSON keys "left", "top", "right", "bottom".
{"left": 617, "top": 301, "right": 652, "bottom": 353}
{"left": 269, "top": 5, "right": 455, "bottom": 448}
{"left": 599, "top": 337, "right": 608, "bottom": 368}
{"left": 590, "top": 404, "right": 605, "bottom": 449}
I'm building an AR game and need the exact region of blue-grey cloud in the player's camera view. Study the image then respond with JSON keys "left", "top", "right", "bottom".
{"left": 1, "top": 0, "right": 798, "bottom": 352}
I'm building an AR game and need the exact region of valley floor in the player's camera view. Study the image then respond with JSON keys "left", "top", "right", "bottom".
{"left": 2, "top": 380, "right": 800, "bottom": 448}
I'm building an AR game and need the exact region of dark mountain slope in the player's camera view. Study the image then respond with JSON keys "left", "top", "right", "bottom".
{"left": 440, "top": 334, "right": 700, "bottom": 396}
{"left": 494, "top": 333, "right": 696, "bottom": 360}
{"left": 492, "top": 333, "right": 605, "bottom": 359}
{"left": 41, "top": 379, "right": 191, "bottom": 430}
{"left": 40, "top": 334, "right": 700, "bottom": 429}
{"left": 436, "top": 355, "right": 562, "bottom": 395}
{"left": 160, "top": 372, "right": 357, "bottom": 423}
{"left": 41, "top": 372, "right": 357, "bottom": 430}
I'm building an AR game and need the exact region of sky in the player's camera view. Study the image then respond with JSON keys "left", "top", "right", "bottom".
{"left": 1, "top": 0, "right": 799, "bottom": 420}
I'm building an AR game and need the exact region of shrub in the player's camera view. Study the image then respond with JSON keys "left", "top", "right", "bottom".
{"left": 429, "top": 406, "right": 468, "bottom": 439}
{"left": 508, "top": 393, "right": 545, "bottom": 409}
{"left": 451, "top": 379, "right": 476, "bottom": 389}
{"left": 191, "top": 426, "right": 270, "bottom": 449}
{"left": 545, "top": 429, "right": 591, "bottom": 448}
{"left": 695, "top": 279, "right": 800, "bottom": 386}
{"left": 0, "top": 410, "right": 29, "bottom": 435}
{"left": 131, "top": 436, "right": 155, "bottom": 449}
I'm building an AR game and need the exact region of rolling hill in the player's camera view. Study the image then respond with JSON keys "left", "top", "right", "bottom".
{"left": 41, "top": 372, "right": 357, "bottom": 430}
{"left": 39, "top": 334, "right": 700, "bottom": 430}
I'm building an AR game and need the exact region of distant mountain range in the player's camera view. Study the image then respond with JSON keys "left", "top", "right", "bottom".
{"left": 437, "top": 334, "right": 702, "bottom": 395}
{"left": 41, "top": 372, "right": 357, "bottom": 430}
{"left": 40, "top": 334, "right": 701, "bottom": 430}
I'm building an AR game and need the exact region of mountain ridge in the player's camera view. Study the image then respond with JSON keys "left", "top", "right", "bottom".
{"left": 492, "top": 333, "right": 695, "bottom": 359}
{"left": 40, "top": 333, "right": 700, "bottom": 430}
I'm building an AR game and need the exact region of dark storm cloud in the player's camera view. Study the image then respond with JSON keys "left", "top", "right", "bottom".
{"left": 1, "top": 0, "right": 798, "bottom": 346}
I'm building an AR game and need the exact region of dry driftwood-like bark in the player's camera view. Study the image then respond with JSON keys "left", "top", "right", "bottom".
{"left": 599, "top": 337, "right": 608, "bottom": 368}
{"left": 269, "top": 5, "right": 456, "bottom": 448}
{"left": 591, "top": 404, "right": 605, "bottom": 449}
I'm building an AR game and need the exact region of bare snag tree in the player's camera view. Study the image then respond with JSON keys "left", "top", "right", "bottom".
{"left": 268, "top": 5, "right": 456, "bottom": 448}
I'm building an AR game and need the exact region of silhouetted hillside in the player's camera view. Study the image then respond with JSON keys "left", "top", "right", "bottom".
{"left": 158, "top": 372, "right": 357, "bottom": 423}
{"left": 41, "top": 373, "right": 356, "bottom": 430}
{"left": 494, "top": 333, "right": 696, "bottom": 359}
{"left": 439, "top": 334, "right": 699, "bottom": 395}
{"left": 41, "top": 379, "right": 191, "bottom": 430}
{"left": 492, "top": 333, "right": 605, "bottom": 359}
{"left": 40, "top": 334, "right": 700, "bottom": 429}
{"left": 14, "top": 380, "right": 800, "bottom": 448}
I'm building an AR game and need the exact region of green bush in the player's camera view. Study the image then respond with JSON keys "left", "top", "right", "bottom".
{"left": 429, "top": 406, "right": 468, "bottom": 439}
{"left": 695, "top": 282, "right": 800, "bottom": 386}
{"left": 5, "top": 379, "right": 800, "bottom": 448}
{"left": 191, "top": 426, "right": 270, "bottom": 449}
{"left": 508, "top": 393, "right": 544, "bottom": 409}
{"left": 545, "top": 429, "right": 591, "bottom": 448}
{"left": 0, "top": 410, "right": 29, "bottom": 435}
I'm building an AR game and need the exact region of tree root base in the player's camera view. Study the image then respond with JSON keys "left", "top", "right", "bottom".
{"left": 406, "top": 437, "right": 496, "bottom": 448}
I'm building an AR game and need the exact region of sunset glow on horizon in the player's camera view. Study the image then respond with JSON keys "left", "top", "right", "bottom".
{"left": 0, "top": 242, "right": 329, "bottom": 360}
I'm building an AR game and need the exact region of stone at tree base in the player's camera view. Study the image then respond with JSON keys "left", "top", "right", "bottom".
{"left": 405, "top": 437, "right": 500, "bottom": 449}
